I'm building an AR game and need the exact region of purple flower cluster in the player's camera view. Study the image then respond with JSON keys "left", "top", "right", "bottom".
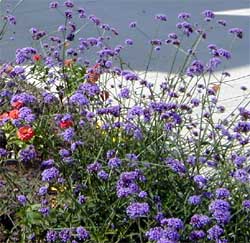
{"left": 146, "top": 218, "right": 183, "bottom": 242}
{"left": 176, "top": 21, "right": 193, "bottom": 36}
{"left": 202, "top": 10, "right": 215, "bottom": 21}
{"left": 108, "top": 157, "right": 122, "bottom": 168}
{"left": 15, "top": 47, "right": 37, "bottom": 64}
{"left": 46, "top": 226, "right": 88, "bottom": 242}
{"left": 155, "top": 14, "right": 167, "bottom": 21}
{"left": 165, "top": 158, "right": 186, "bottom": 175}
{"left": 188, "top": 195, "right": 202, "bottom": 206}
{"left": 87, "top": 161, "right": 102, "bottom": 174}
{"left": 61, "top": 128, "right": 75, "bottom": 142}
{"left": 116, "top": 170, "right": 143, "bottom": 198}
{"left": 11, "top": 92, "right": 36, "bottom": 105}
{"left": 229, "top": 27, "right": 243, "bottom": 39}
{"left": 41, "top": 167, "right": 59, "bottom": 181}
{"left": 190, "top": 214, "right": 210, "bottom": 228}
{"left": 209, "top": 199, "right": 231, "bottom": 225}
{"left": 126, "top": 202, "right": 149, "bottom": 219}
{"left": 18, "top": 145, "right": 37, "bottom": 162}
{"left": 186, "top": 60, "right": 204, "bottom": 77}
{"left": 69, "top": 92, "right": 89, "bottom": 106}
{"left": 76, "top": 226, "right": 89, "bottom": 240}
{"left": 207, "top": 225, "right": 224, "bottom": 240}
{"left": 193, "top": 175, "right": 208, "bottom": 188}
{"left": 17, "top": 195, "right": 27, "bottom": 205}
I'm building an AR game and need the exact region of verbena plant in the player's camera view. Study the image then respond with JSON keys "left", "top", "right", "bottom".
{"left": 0, "top": 1, "right": 249, "bottom": 243}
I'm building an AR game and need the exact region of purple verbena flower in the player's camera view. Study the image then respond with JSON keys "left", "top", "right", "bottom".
{"left": 87, "top": 161, "right": 102, "bottom": 173}
{"left": 207, "top": 225, "right": 224, "bottom": 240}
{"left": 49, "top": 2, "right": 59, "bottom": 8}
{"left": 215, "top": 188, "right": 230, "bottom": 199}
{"left": 88, "top": 15, "right": 101, "bottom": 26}
{"left": 155, "top": 14, "right": 167, "bottom": 21}
{"left": 76, "top": 226, "right": 89, "bottom": 240}
{"left": 190, "top": 214, "right": 210, "bottom": 228}
{"left": 126, "top": 202, "right": 150, "bottom": 219}
{"left": 125, "top": 38, "right": 133, "bottom": 45}
{"left": 38, "top": 186, "right": 48, "bottom": 196}
{"left": 17, "top": 195, "right": 27, "bottom": 205}
{"left": 193, "top": 175, "right": 208, "bottom": 188}
{"left": 186, "top": 60, "right": 204, "bottom": 77}
{"left": 178, "top": 12, "right": 191, "bottom": 20}
{"left": 160, "top": 218, "right": 184, "bottom": 231}
{"left": 229, "top": 28, "right": 243, "bottom": 39}
{"left": 61, "top": 128, "right": 75, "bottom": 142}
{"left": 39, "top": 207, "right": 50, "bottom": 216}
{"left": 18, "top": 145, "right": 37, "bottom": 162}
{"left": 202, "top": 10, "right": 215, "bottom": 21}
{"left": 212, "top": 210, "right": 231, "bottom": 224}
{"left": 146, "top": 227, "right": 164, "bottom": 241}
{"left": 129, "top": 21, "right": 137, "bottom": 28}
{"left": 189, "top": 230, "right": 206, "bottom": 241}
{"left": 209, "top": 199, "right": 230, "bottom": 212}
{"left": 217, "top": 19, "right": 227, "bottom": 26}
{"left": 233, "top": 169, "right": 249, "bottom": 183}
{"left": 59, "top": 229, "right": 71, "bottom": 243}
{"left": 242, "top": 200, "right": 250, "bottom": 210}
{"left": 41, "top": 167, "right": 59, "bottom": 181}
{"left": 119, "top": 87, "right": 130, "bottom": 99}
{"left": 78, "top": 195, "right": 86, "bottom": 204}
{"left": 188, "top": 195, "right": 202, "bottom": 205}
{"left": 165, "top": 158, "right": 186, "bottom": 175}
{"left": 216, "top": 48, "right": 231, "bottom": 60}
{"left": 234, "top": 121, "right": 250, "bottom": 133}
{"left": 46, "top": 230, "right": 57, "bottom": 242}
{"left": 64, "top": 0, "right": 74, "bottom": 8}
{"left": 97, "top": 170, "right": 109, "bottom": 180}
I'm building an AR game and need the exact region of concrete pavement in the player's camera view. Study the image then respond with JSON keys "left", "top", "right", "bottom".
{"left": 0, "top": 0, "right": 248, "bottom": 72}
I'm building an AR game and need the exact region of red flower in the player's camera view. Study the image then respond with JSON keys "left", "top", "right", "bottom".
{"left": 17, "top": 126, "right": 35, "bottom": 141}
{"left": 11, "top": 100, "right": 24, "bottom": 109}
{"left": 8, "top": 109, "right": 19, "bottom": 120}
{"left": 59, "top": 120, "right": 73, "bottom": 129}
{"left": 0, "top": 112, "right": 9, "bottom": 121}
{"left": 32, "top": 54, "right": 42, "bottom": 62}
{"left": 64, "top": 59, "right": 74, "bottom": 67}
{"left": 88, "top": 63, "right": 101, "bottom": 83}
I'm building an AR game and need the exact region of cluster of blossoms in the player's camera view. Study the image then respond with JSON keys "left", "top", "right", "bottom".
{"left": 146, "top": 218, "right": 184, "bottom": 242}
{"left": 116, "top": 170, "right": 145, "bottom": 198}
{"left": 46, "top": 226, "right": 89, "bottom": 242}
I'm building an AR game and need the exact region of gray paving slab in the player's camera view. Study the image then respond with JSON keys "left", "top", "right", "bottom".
{"left": 0, "top": 0, "right": 249, "bottom": 73}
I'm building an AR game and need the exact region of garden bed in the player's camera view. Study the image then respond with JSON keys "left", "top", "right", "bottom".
{"left": 0, "top": 1, "right": 250, "bottom": 243}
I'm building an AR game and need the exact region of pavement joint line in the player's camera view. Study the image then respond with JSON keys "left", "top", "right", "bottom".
{"left": 214, "top": 8, "right": 250, "bottom": 16}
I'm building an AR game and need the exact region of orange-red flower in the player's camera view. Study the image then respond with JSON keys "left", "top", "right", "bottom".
{"left": 0, "top": 112, "right": 9, "bottom": 121}
{"left": 211, "top": 84, "right": 220, "bottom": 93}
{"left": 8, "top": 109, "right": 19, "bottom": 120}
{"left": 32, "top": 54, "right": 42, "bottom": 62}
{"left": 88, "top": 63, "right": 100, "bottom": 83}
{"left": 17, "top": 126, "right": 35, "bottom": 141}
{"left": 59, "top": 120, "right": 74, "bottom": 129}
{"left": 5, "top": 65, "right": 13, "bottom": 74}
{"left": 64, "top": 59, "right": 74, "bottom": 67}
{"left": 11, "top": 100, "right": 24, "bottom": 109}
